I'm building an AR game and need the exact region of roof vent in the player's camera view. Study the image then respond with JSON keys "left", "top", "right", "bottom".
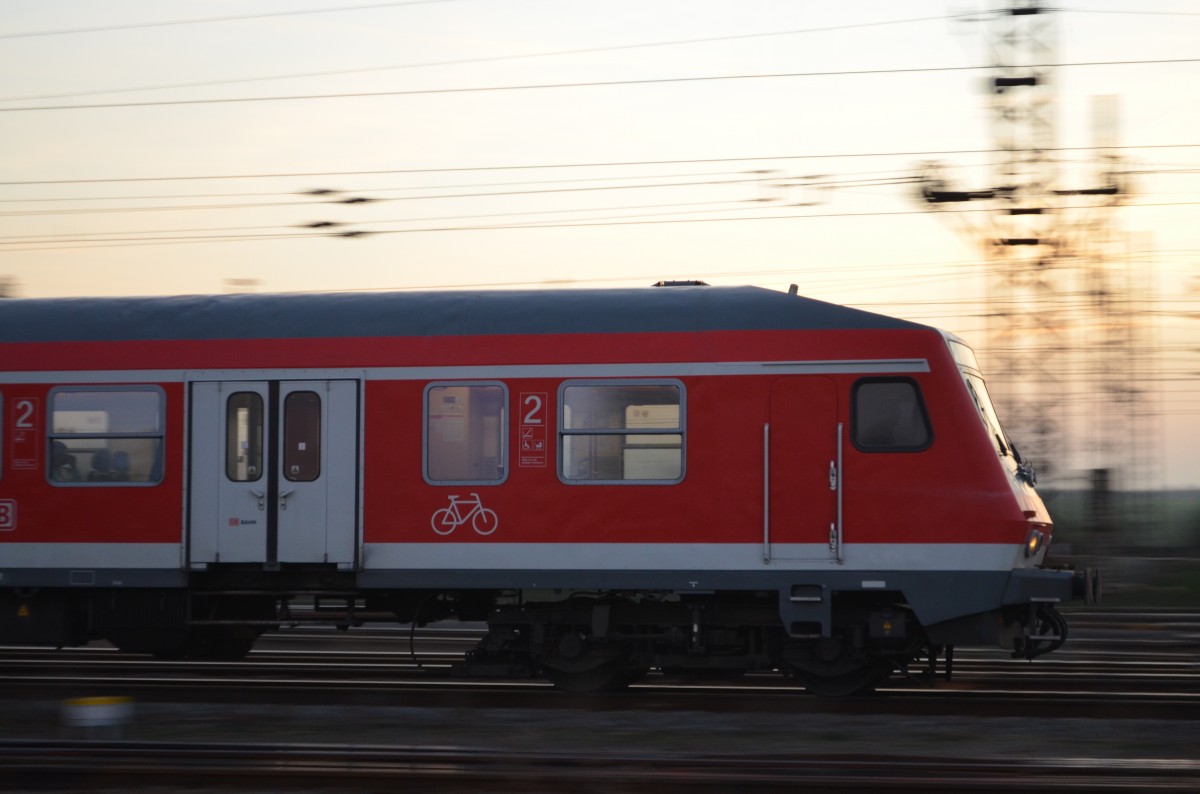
{"left": 652, "top": 280, "right": 709, "bottom": 287}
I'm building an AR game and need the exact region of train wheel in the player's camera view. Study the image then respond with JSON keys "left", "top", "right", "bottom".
{"left": 182, "top": 626, "right": 261, "bottom": 661}
{"left": 782, "top": 634, "right": 893, "bottom": 697}
{"left": 106, "top": 628, "right": 188, "bottom": 659}
{"left": 660, "top": 667, "right": 746, "bottom": 683}
{"left": 544, "top": 659, "right": 645, "bottom": 694}
{"left": 793, "top": 661, "right": 891, "bottom": 698}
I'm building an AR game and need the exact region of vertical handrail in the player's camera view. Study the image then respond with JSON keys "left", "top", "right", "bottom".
{"left": 763, "top": 423, "right": 771, "bottom": 563}
{"left": 836, "top": 422, "right": 844, "bottom": 563}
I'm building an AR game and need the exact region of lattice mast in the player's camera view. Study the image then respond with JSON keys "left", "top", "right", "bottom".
{"left": 922, "top": 0, "right": 1067, "bottom": 482}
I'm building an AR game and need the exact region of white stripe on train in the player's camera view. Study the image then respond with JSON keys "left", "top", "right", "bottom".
{"left": 0, "top": 358, "right": 929, "bottom": 385}
{"left": 0, "top": 541, "right": 1030, "bottom": 574}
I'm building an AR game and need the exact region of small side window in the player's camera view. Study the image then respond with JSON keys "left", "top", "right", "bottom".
{"left": 424, "top": 383, "right": 507, "bottom": 484}
{"left": 852, "top": 378, "right": 932, "bottom": 452}
{"left": 48, "top": 387, "right": 165, "bottom": 485}
{"left": 284, "top": 391, "right": 322, "bottom": 482}
{"left": 225, "top": 392, "right": 264, "bottom": 482}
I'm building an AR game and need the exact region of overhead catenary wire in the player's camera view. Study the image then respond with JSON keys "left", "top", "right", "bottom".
{"left": 0, "top": 199, "right": 757, "bottom": 242}
{"left": 0, "top": 173, "right": 916, "bottom": 210}
{"left": 0, "top": 13, "right": 973, "bottom": 103}
{"left": 6, "top": 200, "right": 1200, "bottom": 252}
{"left": 3, "top": 161, "right": 1194, "bottom": 245}
{"left": 3, "top": 144, "right": 1199, "bottom": 186}
{"left": 0, "top": 174, "right": 789, "bottom": 217}
{"left": 0, "top": 169, "right": 782, "bottom": 204}
{"left": 2, "top": 58, "right": 1198, "bottom": 114}
{"left": 0, "top": 1, "right": 464, "bottom": 41}
{"left": 1, "top": 7, "right": 1193, "bottom": 103}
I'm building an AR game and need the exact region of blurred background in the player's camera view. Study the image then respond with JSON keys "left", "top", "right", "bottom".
{"left": 1, "top": 0, "right": 1196, "bottom": 600}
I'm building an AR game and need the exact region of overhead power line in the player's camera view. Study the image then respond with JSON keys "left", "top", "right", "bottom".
{"left": 6, "top": 200, "right": 1200, "bottom": 252}
{"left": 0, "top": 175, "right": 785, "bottom": 217}
{"left": 0, "top": 4, "right": 1190, "bottom": 53}
{"left": 0, "top": 1, "right": 462, "bottom": 41}
{"left": 3, "top": 144, "right": 1199, "bottom": 186}
{"left": 0, "top": 9, "right": 1191, "bottom": 104}
{"left": 0, "top": 199, "right": 755, "bottom": 242}
{"left": 0, "top": 171, "right": 920, "bottom": 207}
{"left": 1, "top": 59, "right": 1197, "bottom": 113}
{"left": 0, "top": 169, "right": 777, "bottom": 204}
{"left": 0, "top": 14, "right": 967, "bottom": 103}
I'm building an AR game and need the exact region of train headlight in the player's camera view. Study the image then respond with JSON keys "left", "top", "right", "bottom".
{"left": 1025, "top": 528, "right": 1045, "bottom": 558}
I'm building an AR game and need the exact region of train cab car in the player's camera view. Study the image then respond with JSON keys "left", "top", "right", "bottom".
{"left": 0, "top": 284, "right": 1098, "bottom": 694}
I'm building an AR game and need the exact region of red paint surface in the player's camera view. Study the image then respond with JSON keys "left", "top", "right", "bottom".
{"left": 1, "top": 327, "right": 1041, "bottom": 553}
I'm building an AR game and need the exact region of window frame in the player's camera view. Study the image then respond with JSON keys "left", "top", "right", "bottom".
{"left": 557, "top": 378, "right": 686, "bottom": 486}
{"left": 850, "top": 377, "right": 933, "bottom": 453}
{"left": 283, "top": 390, "right": 322, "bottom": 483}
{"left": 46, "top": 385, "right": 166, "bottom": 487}
{"left": 422, "top": 381, "right": 509, "bottom": 486}
{"left": 224, "top": 391, "right": 265, "bottom": 483}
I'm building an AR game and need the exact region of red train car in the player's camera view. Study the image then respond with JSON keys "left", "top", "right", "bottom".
{"left": 0, "top": 283, "right": 1097, "bottom": 694}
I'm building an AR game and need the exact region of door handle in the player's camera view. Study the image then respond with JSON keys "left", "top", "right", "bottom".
{"left": 279, "top": 489, "right": 295, "bottom": 510}
{"left": 249, "top": 489, "right": 265, "bottom": 510}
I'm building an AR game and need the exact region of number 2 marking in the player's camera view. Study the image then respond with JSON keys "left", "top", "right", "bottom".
{"left": 14, "top": 400, "right": 35, "bottom": 429}
{"left": 522, "top": 394, "right": 543, "bottom": 425}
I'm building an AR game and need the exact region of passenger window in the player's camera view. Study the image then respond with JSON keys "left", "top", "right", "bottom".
{"left": 559, "top": 382, "right": 684, "bottom": 483}
{"left": 425, "top": 384, "right": 507, "bottom": 484}
{"left": 284, "top": 391, "right": 322, "bottom": 482}
{"left": 225, "top": 392, "right": 264, "bottom": 482}
{"left": 48, "top": 387, "right": 165, "bottom": 484}
{"left": 852, "top": 379, "right": 932, "bottom": 452}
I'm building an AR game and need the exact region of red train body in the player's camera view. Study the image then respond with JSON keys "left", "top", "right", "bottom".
{"left": 0, "top": 284, "right": 1097, "bottom": 694}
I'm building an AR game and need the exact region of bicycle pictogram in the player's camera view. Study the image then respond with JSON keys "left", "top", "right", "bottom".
{"left": 430, "top": 493, "right": 499, "bottom": 536}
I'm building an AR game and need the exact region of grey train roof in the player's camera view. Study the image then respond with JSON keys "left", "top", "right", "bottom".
{"left": 0, "top": 285, "right": 926, "bottom": 344}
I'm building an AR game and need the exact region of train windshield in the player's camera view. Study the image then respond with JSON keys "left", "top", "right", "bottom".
{"left": 948, "top": 339, "right": 1014, "bottom": 459}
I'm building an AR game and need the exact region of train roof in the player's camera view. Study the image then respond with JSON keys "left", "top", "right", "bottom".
{"left": 0, "top": 285, "right": 928, "bottom": 343}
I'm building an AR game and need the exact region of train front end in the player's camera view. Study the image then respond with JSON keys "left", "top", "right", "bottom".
{"left": 940, "top": 334, "right": 1101, "bottom": 659}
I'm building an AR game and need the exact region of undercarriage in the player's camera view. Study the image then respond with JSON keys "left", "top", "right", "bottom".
{"left": 2, "top": 580, "right": 1073, "bottom": 697}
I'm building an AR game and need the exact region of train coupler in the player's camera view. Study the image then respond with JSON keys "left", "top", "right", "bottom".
{"left": 1013, "top": 602, "right": 1068, "bottom": 660}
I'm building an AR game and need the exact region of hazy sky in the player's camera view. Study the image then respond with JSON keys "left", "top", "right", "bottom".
{"left": 0, "top": 1, "right": 1197, "bottom": 486}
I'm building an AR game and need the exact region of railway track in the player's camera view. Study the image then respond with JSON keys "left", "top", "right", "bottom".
{"left": 2, "top": 739, "right": 1198, "bottom": 792}
{"left": 0, "top": 609, "right": 1195, "bottom": 791}
{"left": 1, "top": 609, "right": 1196, "bottom": 710}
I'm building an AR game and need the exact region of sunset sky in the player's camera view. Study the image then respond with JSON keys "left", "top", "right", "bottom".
{"left": 1, "top": 1, "right": 1196, "bottom": 486}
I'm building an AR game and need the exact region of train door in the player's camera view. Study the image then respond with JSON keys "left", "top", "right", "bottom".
{"left": 188, "top": 380, "right": 359, "bottom": 567}
{"left": 767, "top": 376, "right": 841, "bottom": 561}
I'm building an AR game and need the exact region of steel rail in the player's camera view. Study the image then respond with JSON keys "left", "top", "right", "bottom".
{"left": 1, "top": 740, "right": 1198, "bottom": 792}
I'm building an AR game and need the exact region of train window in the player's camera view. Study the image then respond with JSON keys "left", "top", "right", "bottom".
{"left": 48, "top": 387, "right": 165, "bottom": 485}
{"left": 948, "top": 339, "right": 982, "bottom": 372}
{"left": 225, "top": 392, "right": 264, "bottom": 482}
{"left": 424, "top": 383, "right": 507, "bottom": 484}
{"left": 284, "top": 391, "right": 322, "bottom": 482}
{"left": 559, "top": 381, "right": 684, "bottom": 483}
{"left": 852, "top": 378, "right": 932, "bottom": 452}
